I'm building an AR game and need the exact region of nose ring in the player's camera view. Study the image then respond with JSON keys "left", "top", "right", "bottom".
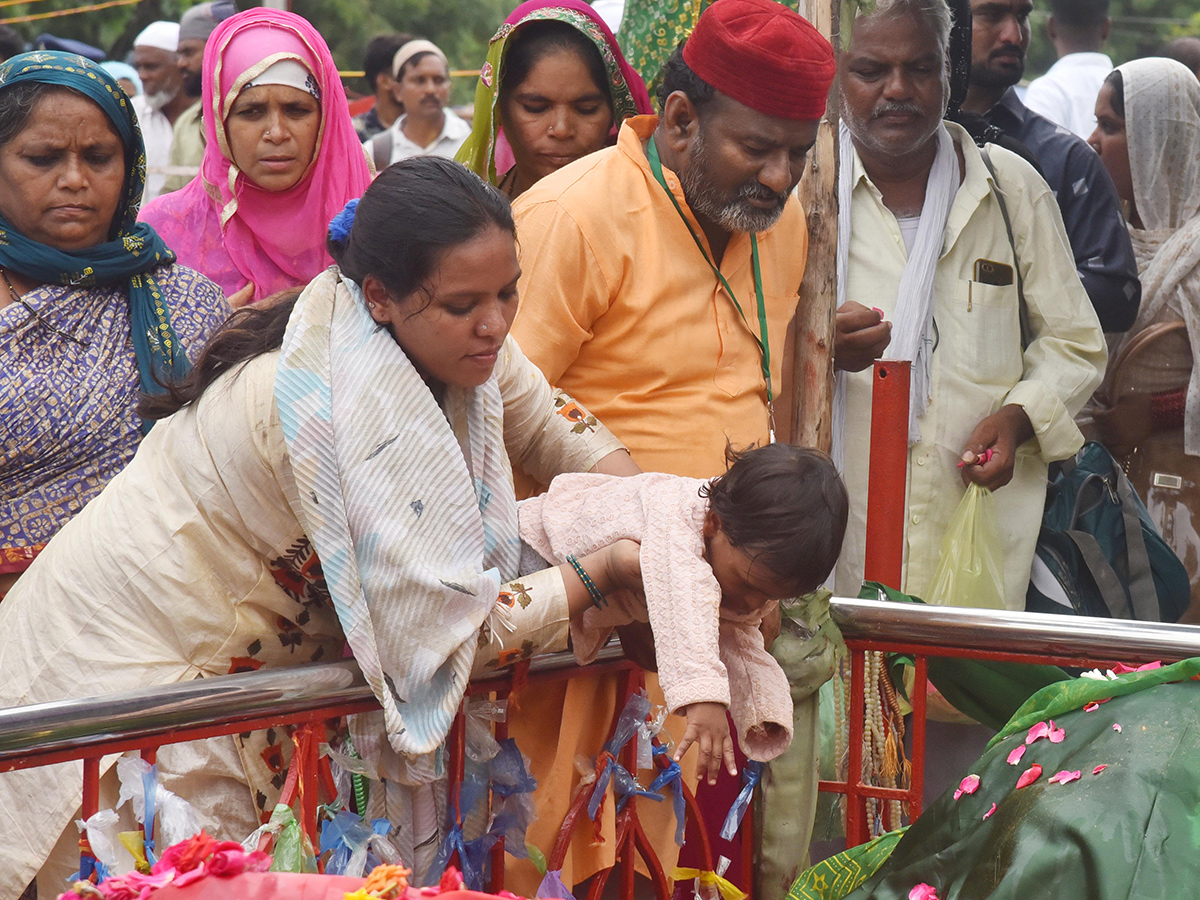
{"left": 480, "top": 322, "right": 489, "bottom": 332}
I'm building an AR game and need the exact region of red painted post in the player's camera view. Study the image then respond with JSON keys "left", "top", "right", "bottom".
{"left": 294, "top": 725, "right": 320, "bottom": 864}
{"left": 864, "top": 360, "right": 911, "bottom": 589}
{"left": 141, "top": 747, "right": 158, "bottom": 864}
{"left": 846, "top": 361, "right": 911, "bottom": 844}
{"left": 79, "top": 756, "right": 100, "bottom": 879}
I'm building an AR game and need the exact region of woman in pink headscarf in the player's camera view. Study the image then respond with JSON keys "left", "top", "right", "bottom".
{"left": 141, "top": 8, "right": 372, "bottom": 306}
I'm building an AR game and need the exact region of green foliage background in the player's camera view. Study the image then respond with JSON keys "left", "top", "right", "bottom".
{"left": 0, "top": 0, "right": 1196, "bottom": 100}
{"left": 0, "top": 0, "right": 510, "bottom": 103}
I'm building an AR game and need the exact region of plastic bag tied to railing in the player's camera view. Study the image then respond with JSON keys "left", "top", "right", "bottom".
{"left": 425, "top": 736, "right": 540, "bottom": 890}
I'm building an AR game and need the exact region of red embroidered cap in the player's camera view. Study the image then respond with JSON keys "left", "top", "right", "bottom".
{"left": 682, "top": 0, "right": 836, "bottom": 121}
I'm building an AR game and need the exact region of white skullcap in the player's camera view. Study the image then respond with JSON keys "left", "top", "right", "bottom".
{"left": 134, "top": 20, "right": 180, "bottom": 52}
{"left": 392, "top": 39, "right": 446, "bottom": 79}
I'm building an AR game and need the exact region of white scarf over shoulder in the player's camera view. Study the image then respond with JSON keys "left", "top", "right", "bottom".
{"left": 275, "top": 269, "right": 520, "bottom": 759}
{"left": 833, "top": 121, "right": 960, "bottom": 467}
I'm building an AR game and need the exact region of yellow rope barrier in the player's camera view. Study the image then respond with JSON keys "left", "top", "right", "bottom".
{"left": 0, "top": 0, "right": 141, "bottom": 26}
{"left": 0, "top": 0, "right": 58, "bottom": 11}
{"left": 338, "top": 69, "right": 479, "bottom": 79}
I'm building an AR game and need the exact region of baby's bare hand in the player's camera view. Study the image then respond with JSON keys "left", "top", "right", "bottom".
{"left": 675, "top": 702, "right": 736, "bottom": 785}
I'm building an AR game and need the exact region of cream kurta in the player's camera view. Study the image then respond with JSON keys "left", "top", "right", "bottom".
{"left": 0, "top": 336, "right": 623, "bottom": 897}
{"left": 835, "top": 124, "right": 1107, "bottom": 611}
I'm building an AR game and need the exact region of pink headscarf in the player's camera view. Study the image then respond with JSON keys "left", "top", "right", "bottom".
{"left": 141, "top": 9, "right": 372, "bottom": 303}
{"left": 491, "top": 0, "right": 653, "bottom": 175}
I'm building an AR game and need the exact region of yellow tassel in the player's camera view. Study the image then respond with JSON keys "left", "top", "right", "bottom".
{"left": 881, "top": 726, "right": 900, "bottom": 782}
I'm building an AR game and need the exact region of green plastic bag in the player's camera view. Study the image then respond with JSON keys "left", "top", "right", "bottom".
{"left": 265, "top": 805, "right": 317, "bottom": 874}
{"left": 925, "top": 484, "right": 1006, "bottom": 610}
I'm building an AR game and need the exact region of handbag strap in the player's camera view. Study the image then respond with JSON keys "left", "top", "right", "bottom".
{"left": 372, "top": 130, "right": 393, "bottom": 173}
{"left": 1063, "top": 530, "right": 1132, "bottom": 619}
{"left": 1063, "top": 460, "right": 1161, "bottom": 621}
{"left": 979, "top": 145, "right": 1030, "bottom": 349}
{"left": 1114, "top": 466, "right": 1161, "bottom": 621}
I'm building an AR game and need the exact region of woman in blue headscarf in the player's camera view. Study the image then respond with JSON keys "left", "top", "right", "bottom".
{"left": 0, "top": 51, "right": 228, "bottom": 596}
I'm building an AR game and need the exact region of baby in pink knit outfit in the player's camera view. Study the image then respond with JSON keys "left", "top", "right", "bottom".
{"left": 519, "top": 444, "right": 848, "bottom": 782}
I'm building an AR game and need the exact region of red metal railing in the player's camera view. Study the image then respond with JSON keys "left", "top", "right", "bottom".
{"left": 0, "top": 648, "right": 725, "bottom": 898}
{"left": 2, "top": 604, "right": 1198, "bottom": 894}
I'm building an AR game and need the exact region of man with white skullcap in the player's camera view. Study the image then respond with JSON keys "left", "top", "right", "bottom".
{"left": 162, "top": 1, "right": 238, "bottom": 193}
{"left": 131, "top": 20, "right": 188, "bottom": 200}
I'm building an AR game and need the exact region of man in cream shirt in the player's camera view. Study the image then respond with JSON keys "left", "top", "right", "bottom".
{"left": 832, "top": 0, "right": 1106, "bottom": 613}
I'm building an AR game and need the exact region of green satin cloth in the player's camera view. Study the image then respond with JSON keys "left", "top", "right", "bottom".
{"left": 791, "top": 657, "right": 1200, "bottom": 900}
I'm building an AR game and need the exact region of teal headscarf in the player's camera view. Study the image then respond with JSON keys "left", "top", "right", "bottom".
{"left": 0, "top": 51, "right": 185, "bottom": 413}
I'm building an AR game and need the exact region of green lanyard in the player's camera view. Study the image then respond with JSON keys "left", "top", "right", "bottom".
{"left": 646, "top": 136, "right": 773, "bottom": 402}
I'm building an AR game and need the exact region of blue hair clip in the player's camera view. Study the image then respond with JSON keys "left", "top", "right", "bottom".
{"left": 328, "top": 198, "right": 359, "bottom": 245}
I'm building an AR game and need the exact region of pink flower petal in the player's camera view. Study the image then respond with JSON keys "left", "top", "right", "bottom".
{"left": 983, "top": 802, "right": 997, "bottom": 820}
{"left": 1113, "top": 723, "right": 1123, "bottom": 733}
{"left": 1007, "top": 744, "right": 1026, "bottom": 765}
{"left": 1016, "top": 763, "right": 1043, "bottom": 789}
{"left": 956, "top": 774, "right": 981, "bottom": 797}
{"left": 1093, "top": 765, "right": 1107, "bottom": 775}
{"left": 1084, "top": 701, "right": 1100, "bottom": 712}
{"left": 1138, "top": 661, "right": 1163, "bottom": 671}
{"left": 1048, "top": 724, "right": 1066, "bottom": 743}
{"left": 909, "top": 884, "right": 940, "bottom": 900}
{"left": 1026, "top": 721, "right": 1050, "bottom": 744}
{"left": 1048, "top": 769, "right": 1082, "bottom": 785}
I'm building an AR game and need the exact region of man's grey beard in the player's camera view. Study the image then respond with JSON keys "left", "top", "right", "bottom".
{"left": 679, "top": 126, "right": 790, "bottom": 234}
{"left": 143, "top": 88, "right": 177, "bottom": 111}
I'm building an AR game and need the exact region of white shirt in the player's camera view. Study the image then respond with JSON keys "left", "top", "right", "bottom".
{"left": 366, "top": 107, "right": 472, "bottom": 167}
{"left": 834, "top": 124, "right": 1107, "bottom": 611}
{"left": 131, "top": 94, "right": 176, "bottom": 202}
{"left": 1024, "top": 52, "right": 1114, "bottom": 140}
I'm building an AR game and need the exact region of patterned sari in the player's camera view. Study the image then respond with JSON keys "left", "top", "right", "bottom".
{"left": 0, "top": 52, "right": 228, "bottom": 578}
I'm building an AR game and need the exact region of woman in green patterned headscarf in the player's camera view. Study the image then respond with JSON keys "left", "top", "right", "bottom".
{"left": 456, "top": 0, "right": 653, "bottom": 197}
{"left": 0, "top": 51, "right": 227, "bottom": 596}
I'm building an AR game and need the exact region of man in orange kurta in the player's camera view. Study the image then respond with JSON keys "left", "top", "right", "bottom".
{"left": 504, "top": 0, "right": 838, "bottom": 893}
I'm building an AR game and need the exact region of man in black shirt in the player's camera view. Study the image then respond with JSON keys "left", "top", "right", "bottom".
{"left": 962, "top": 0, "right": 1140, "bottom": 332}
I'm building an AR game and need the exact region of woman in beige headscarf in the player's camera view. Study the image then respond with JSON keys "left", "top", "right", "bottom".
{"left": 1089, "top": 57, "right": 1200, "bottom": 618}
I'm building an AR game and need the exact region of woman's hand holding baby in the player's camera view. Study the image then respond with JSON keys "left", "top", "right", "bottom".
{"left": 675, "top": 701, "right": 737, "bottom": 785}
{"left": 562, "top": 539, "right": 645, "bottom": 619}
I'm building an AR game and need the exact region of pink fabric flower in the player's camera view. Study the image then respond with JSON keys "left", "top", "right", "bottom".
{"left": 205, "top": 848, "right": 271, "bottom": 878}
{"left": 1007, "top": 744, "right": 1026, "bottom": 765}
{"left": 953, "top": 774, "right": 981, "bottom": 799}
{"left": 909, "top": 884, "right": 940, "bottom": 900}
{"left": 1093, "top": 764, "right": 1108, "bottom": 775}
{"left": 983, "top": 802, "right": 997, "bottom": 820}
{"left": 1026, "top": 721, "right": 1049, "bottom": 744}
{"left": 1048, "top": 769, "right": 1082, "bottom": 785}
{"left": 1016, "top": 763, "right": 1043, "bottom": 789}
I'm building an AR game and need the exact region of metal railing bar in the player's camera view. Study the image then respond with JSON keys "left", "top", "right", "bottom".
{"left": 830, "top": 597, "right": 1200, "bottom": 662}
{"left": 0, "top": 645, "right": 630, "bottom": 763}
{"left": 1, "top": 601, "right": 1197, "bottom": 765}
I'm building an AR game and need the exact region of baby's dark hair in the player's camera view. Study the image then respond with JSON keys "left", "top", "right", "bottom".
{"left": 700, "top": 444, "right": 848, "bottom": 595}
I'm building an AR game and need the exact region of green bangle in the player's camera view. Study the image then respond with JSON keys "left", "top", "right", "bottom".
{"left": 566, "top": 554, "right": 607, "bottom": 609}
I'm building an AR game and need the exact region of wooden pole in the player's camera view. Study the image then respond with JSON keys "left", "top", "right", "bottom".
{"left": 788, "top": 0, "right": 840, "bottom": 453}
